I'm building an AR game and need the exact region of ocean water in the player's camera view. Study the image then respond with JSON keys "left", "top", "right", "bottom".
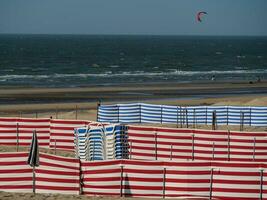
{"left": 0, "top": 34, "right": 267, "bottom": 87}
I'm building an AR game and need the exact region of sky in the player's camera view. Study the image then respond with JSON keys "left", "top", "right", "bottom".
{"left": 0, "top": 0, "right": 267, "bottom": 36}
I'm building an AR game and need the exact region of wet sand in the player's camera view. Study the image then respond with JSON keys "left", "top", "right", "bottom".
{"left": 0, "top": 81, "right": 267, "bottom": 105}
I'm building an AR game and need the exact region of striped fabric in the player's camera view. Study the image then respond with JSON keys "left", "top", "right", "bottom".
{"left": 0, "top": 117, "right": 20, "bottom": 146}
{"left": 49, "top": 119, "right": 90, "bottom": 151}
{"left": 0, "top": 117, "right": 50, "bottom": 148}
{"left": 74, "top": 124, "right": 128, "bottom": 161}
{"left": 0, "top": 117, "right": 103, "bottom": 151}
{"left": 0, "top": 152, "right": 80, "bottom": 194}
{"left": 81, "top": 159, "right": 266, "bottom": 199}
{"left": 0, "top": 152, "right": 33, "bottom": 193}
{"left": 81, "top": 160, "right": 122, "bottom": 196}
{"left": 0, "top": 152, "right": 267, "bottom": 198}
{"left": 128, "top": 125, "right": 267, "bottom": 162}
{"left": 36, "top": 153, "right": 80, "bottom": 194}
{"left": 0, "top": 151, "right": 81, "bottom": 195}
{"left": 98, "top": 103, "right": 267, "bottom": 126}
{"left": 0, "top": 117, "right": 108, "bottom": 152}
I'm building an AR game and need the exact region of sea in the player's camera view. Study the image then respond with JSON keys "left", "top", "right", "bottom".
{"left": 0, "top": 34, "right": 267, "bottom": 88}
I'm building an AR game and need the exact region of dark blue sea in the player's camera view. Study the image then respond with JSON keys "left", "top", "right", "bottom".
{"left": 0, "top": 34, "right": 267, "bottom": 87}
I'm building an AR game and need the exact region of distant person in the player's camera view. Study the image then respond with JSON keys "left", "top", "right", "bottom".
{"left": 211, "top": 75, "right": 215, "bottom": 81}
{"left": 257, "top": 77, "right": 261, "bottom": 83}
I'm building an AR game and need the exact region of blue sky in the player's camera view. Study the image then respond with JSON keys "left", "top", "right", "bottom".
{"left": 0, "top": 0, "right": 267, "bottom": 36}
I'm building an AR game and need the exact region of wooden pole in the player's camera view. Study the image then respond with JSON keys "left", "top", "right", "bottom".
{"left": 120, "top": 165, "right": 124, "bottom": 197}
{"left": 259, "top": 169, "right": 264, "bottom": 200}
{"left": 35, "top": 111, "right": 38, "bottom": 119}
{"left": 33, "top": 166, "right": 36, "bottom": 194}
{"left": 209, "top": 168, "right": 214, "bottom": 200}
{"left": 170, "top": 144, "right": 173, "bottom": 160}
{"left": 162, "top": 168, "right": 166, "bottom": 199}
{"left": 192, "top": 134, "right": 195, "bottom": 161}
{"left": 16, "top": 123, "right": 19, "bottom": 152}
{"left": 79, "top": 159, "right": 83, "bottom": 195}
{"left": 240, "top": 112, "right": 244, "bottom": 131}
{"left": 212, "top": 111, "right": 216, "bottom": 130}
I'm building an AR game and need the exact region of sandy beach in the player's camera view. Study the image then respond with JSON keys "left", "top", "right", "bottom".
{"left": 0, "top": 191, "right": 161, "bottom": 200}
{"left": 0, "top": 81, "right": 267, "bottom": 121}
{"left": 0, "top": 81, "right": 267, "bottom": 200}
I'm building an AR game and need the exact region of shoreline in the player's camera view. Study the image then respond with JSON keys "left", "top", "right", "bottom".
{"left": 0, "top": 79, "right": 266, "bottom": 89}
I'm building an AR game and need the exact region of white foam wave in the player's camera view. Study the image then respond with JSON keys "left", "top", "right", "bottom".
{"left": 1, "top": 69, "right": 14, "bottom": 72}
{"left": 0, "top": 69, "right": 266, "bottom": 80}
{"left": 108, "top": 65, "right": 120, "bottom": 68}
{"left": 0, "top": 75, "right": 50, "bottom": 79}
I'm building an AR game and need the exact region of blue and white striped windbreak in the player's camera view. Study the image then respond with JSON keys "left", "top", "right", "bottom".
{"left": 74, "top": 124, "right": 128, "bottom": 161}
{"left": 98, "top": 103, "right": 267, "bottom": 127}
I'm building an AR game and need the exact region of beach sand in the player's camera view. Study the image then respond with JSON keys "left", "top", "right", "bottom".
{"left": 0, "top": 191, "right": 163, "bottom": 200}
{"left": 0, "top": 81, "right": 267, "bottom": 199}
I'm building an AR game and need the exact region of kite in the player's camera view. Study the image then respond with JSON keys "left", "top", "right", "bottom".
{"left": 197, "top": 11, "right": 207, "bottom": 22}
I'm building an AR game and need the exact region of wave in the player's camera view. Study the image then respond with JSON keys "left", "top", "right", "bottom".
{"left": 0, "top": 69, "right": 267, "bottom": 80}
{"left": 1, "top": 69, "right": 14, "bottom": 72}
{"left": 0, "top": 75, "right": 50, "bottom": 79}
